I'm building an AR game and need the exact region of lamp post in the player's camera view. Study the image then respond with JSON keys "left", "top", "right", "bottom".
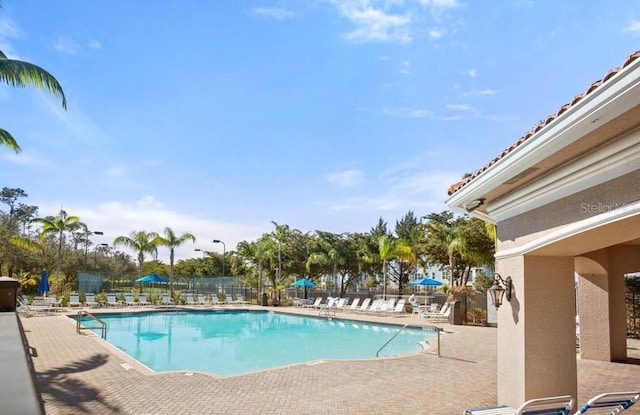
{"left": 212, "top": 240, "right": 225, "bottom": 278}
{"left": 194, "top": 248, "right": 207, "bottom": 258}
{"left": 94, "top": 243, "right": 109, "bottom": 268}
{"left": 84, "top": 230, "right": 104, "bottom": 271}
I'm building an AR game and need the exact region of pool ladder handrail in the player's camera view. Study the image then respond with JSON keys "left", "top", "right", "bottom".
{"left": 422, "top": 324, "right": 442, "bottom": 358}
{"left": 76, "top": 310, "right": 107, "bottom": 340}
{"left": 376, "top": 324, "right": 408, "bottom": 357}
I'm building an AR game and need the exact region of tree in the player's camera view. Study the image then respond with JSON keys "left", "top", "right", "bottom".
{"left": 0, "top": 49, "right": 67, "bottom": 152}
{"left": 422, "top": 211, "right": 494, "bottom": 286}
{"left": 113, "top": 231, "right": 159, "bottom": 278}
{"left": 31, "top": 209, "right": 84, "bottom": 280}
{"left": 154, "top": 227, "right": 196, "bottom": 293}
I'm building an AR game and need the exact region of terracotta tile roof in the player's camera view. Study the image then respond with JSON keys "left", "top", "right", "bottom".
{"left": 447, "top": 50, "right": 640, "bottom": 196}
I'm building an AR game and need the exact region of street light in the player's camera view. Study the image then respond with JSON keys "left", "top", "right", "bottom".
{"left": 212, "top": 240, "right": 225, "bottom": 278}
{"left": 94, "top": 243, "right": 109, "bottom": 268}
{"left": 84, "top": 230, "right": 104, "bottom": 271}
{"left": 194, "top": 248, "right": 207, "bottom": 258}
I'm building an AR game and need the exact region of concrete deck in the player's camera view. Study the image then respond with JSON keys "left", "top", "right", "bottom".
{"left": 19, "top": 306, "right": 640, "bottom": 414}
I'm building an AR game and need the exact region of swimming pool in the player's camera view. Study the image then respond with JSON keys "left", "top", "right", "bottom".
{"left": 84, "top": 310, "right": 435, "bottom": 376}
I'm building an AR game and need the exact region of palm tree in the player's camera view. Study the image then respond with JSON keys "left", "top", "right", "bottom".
{"left": 31, "top": 209, "right": 84, "bottom": 279}
{"left": 378, "top": 235, "right": 396, "bottom": 300}
{"left": 154, "top": 227, "right": 196, "bottom": 293}
{"left": 0, "top": 50, "right": 67, "bottom": 152}
{"left": 113, "top": 231, "right": 159, "bottom": 278}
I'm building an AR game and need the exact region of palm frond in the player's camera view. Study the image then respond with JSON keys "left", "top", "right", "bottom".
{"left": 0, "top": 58, "right": 67, "bottom": 109}
{"left": 0, "top": 128, "right": 21, "bottom": 153}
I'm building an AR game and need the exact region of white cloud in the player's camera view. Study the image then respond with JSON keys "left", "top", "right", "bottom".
{"left": 625, "top": 20, "right": 640, "bottom": 34}
{"left": 465, "top": 69, "right": 477, "bottom": 78}
{"left": 0, "top": 17, "right": 21, "bottom": 58}
{"left": 420, "top": 0, "right": 460, "bottom": 9}
{"left": 429, "top": 28, "right": 443, "bottom": 39}
{"left": 251, "top": 7, "right": 295, "bottom": 20}
{"left": 53, "top": 36, "right": 80, "bottom": 54}
{"left": 332, "top": 1, "right": 412, "bottom": 44}
{"left": 88, "top": 39, "right": 102, "bottom": 49}
{"left": 479, "top": 88, "right": 499, "bottom": 96}
{"left": 383, "top": 107, "right": 432, "bottom": 118}
{"left": 446, "top": 103, "right": 474, "bottom": 112}
{"left": 326, "top": 169, "right": 365, "bottom": 188}
{"left": 399, "top": 60, "right": 411, "bottom": 75}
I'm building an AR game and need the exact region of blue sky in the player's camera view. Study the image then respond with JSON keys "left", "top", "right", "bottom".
{"left": 2, "top": 0, "right": 640, "bottom": 262}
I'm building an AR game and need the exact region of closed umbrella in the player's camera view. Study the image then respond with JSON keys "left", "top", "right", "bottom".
{"left": 38, "top": 269, "right": 50, "bottom": 296}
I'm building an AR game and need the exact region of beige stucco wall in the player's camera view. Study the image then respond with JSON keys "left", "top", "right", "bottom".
{"left": 496, "top": 255, "right": 577, "bottom": 407}
{"left": 577, "top": 246, "right": 640, "bottom": 361}
{"left": 497, "top": 169, "right": 640, "bottom": 252}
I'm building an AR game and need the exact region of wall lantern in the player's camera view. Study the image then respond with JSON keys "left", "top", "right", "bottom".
{"left": 488, "top": 273, "right": 513, "bottom": 309}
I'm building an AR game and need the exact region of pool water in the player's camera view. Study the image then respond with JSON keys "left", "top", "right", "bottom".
{"left": 86, "top": 310, "right": 434, "bottom": 376}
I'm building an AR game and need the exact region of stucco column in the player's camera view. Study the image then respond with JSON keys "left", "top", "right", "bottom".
{"left": 579, "top": 246, "right": 637, "bottom": 362}
{"left": 496, "top": 255, "right": 577, "bottom": 407}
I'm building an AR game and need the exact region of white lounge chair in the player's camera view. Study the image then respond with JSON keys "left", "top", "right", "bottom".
{"left": 235, "top": 295, "right": 249, "bottom": 304}
{"left": 418, "top": 303, "right": 450, "bottom": 320}
{"left": 304, "top": 297, "right": 322, "bottom": 309}
{"left": 68, "top": 293, "right": 82, "bottom": 307}
{"left": 138, "top": 294, "right": 150, "bottom": 306}
{"left": 346, "top": 298, "right": 360, "bottom": 311}
{"left": 17, "top": 296, "right": 53, "bottom": 316}
{"left": 124, "top": 293, "right": 139, "bottom": 307}
{"left": 464, "top": 394, "right": 574, "bottom": 415}
{"left": 353, "top": 298, "right": 371, "bottom": 313}
{"left": 388, "top": 298, "right": 406, "bottom": 315}
{"left": 197, "top": 294, "right": 208, "bottom": 305}
{"left": 210, "top": 295, "right": 221, "bottom": 306}
{"left": 84, "top": 293, "right": 100, "bottom": 308}
{"left": 159, "top": 294, "right": 175, "bottom": 307}
{"left": 224, "top": 294, "right": 233, "bottom": 304}
{"left": 574, "top": 391, "right": 639, "bottom": 414}
{"left": 106, "top": 294, "right": 122, "bottom": 307}
{"left": 185, "top": 294, "right": 196, "bottom": 305}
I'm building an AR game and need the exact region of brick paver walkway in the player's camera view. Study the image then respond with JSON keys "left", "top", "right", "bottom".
{"left": 20, "top": 306, "right": 640, "bottom": 414}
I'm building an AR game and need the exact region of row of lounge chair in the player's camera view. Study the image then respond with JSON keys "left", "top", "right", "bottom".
{"left": 463, "top": 391, "right": 639, "bottom": 415}
{"left": 184, "top": 293, "right": 249, "bottom": 306}
{"left": 66, "top": 293, "right": 249, "bottom": 308}
{"left": 305, "top": 297, "right": 408, "bottom": 316}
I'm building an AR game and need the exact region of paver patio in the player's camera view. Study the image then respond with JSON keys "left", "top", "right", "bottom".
{"left": 19, "top": 306, "right": 640, "bottom": 414}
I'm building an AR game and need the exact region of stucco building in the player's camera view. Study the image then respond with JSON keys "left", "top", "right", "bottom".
{"left": 446, "top": 51, "right": 640, "bottom": 406}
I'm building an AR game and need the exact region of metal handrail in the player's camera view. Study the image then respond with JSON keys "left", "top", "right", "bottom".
{"left": 76, "top": 310, "right": 107, "bottom": 339}
{"left": 376, "top": 324, "right": 408, "bottom": 357}
{"left": 422, "top": 324, "right": 442, "bottom": 357}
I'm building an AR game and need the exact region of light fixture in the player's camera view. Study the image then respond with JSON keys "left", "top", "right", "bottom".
{"left": 464, "top": 198, "right": 485, "bottom": 213}
{"left": 488, "top": 273, "right": 512, "bottom": 309}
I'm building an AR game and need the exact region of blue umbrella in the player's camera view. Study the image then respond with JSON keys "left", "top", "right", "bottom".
{"left": 38, "top": 269, "right": 50, "bottom": 295}
{"left": 136, "top": 274, "right": 169, "bottom": 283}
{"left": 291, "top": 278, "right": 316, "bottom": 287}
{"left": 291, "top": 278, "right": 316, "bottom": 299}
{"left": 409, "top": 277, "right": 443, "bottom": 286}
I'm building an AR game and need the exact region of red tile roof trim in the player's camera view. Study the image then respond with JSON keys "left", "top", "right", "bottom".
{"left": 447, "top": 50, "right": 640, "bottom": 196}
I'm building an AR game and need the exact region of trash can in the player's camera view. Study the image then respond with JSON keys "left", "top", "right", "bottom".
{"left": 261, "top": 292, "right": 268, "bottom": 306}
{"left": 448, "top": 300, "right": 462, "bottom": 325}
{"left": 0, "top": 276, "right": 19, "bottom": 312}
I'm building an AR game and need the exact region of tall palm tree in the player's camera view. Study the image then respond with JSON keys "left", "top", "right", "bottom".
{"left": 31, "top": 209, "right": 84, "bottom": 279}
{"left": 0, "top": 50, "right": 67, "bottom": 152}
{"left": 378, "top": 235, "right": 396, "bottom": 300}
{"left": 154, "top": 227, "right": 196, "bottom": 293}
{"left": 113, "top": 231, "right": 159, "bottom": 278}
